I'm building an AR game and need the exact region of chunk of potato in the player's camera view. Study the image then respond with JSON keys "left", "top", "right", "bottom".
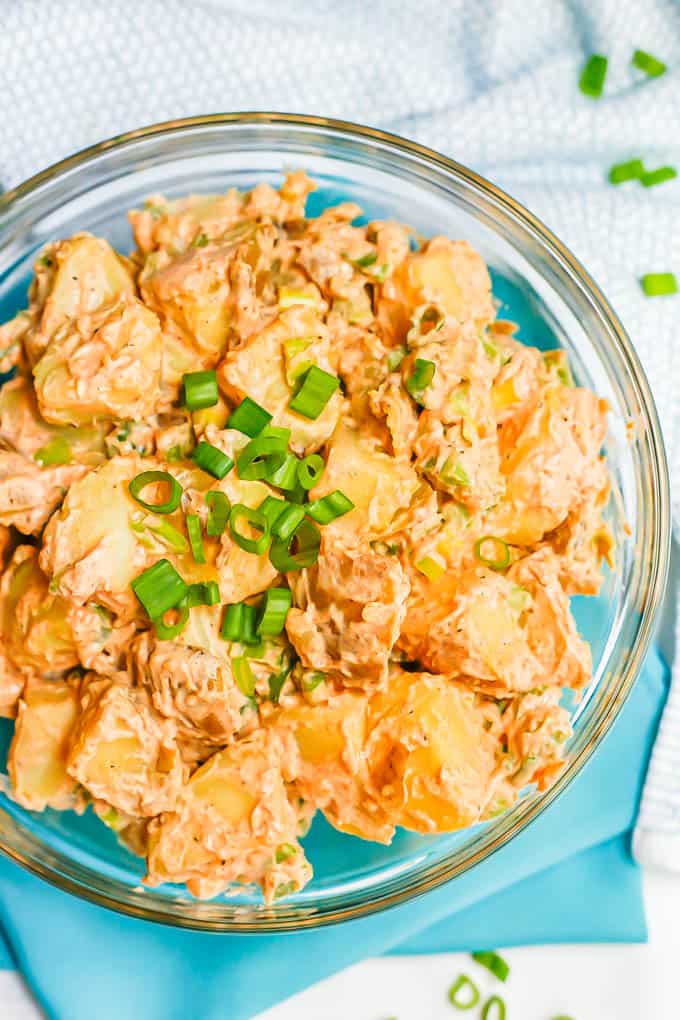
{"left": 0, "top": 449, "right": 89, "bottom": 535}
{"left": 8, "top": 676, "right": 81, "bottom": 811}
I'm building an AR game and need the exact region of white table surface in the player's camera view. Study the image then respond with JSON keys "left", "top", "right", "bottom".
{"left": 2, "top": 869, "right": 678, "bottom": 1020}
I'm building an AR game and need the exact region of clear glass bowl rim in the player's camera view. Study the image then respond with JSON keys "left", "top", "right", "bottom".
{"left": 0, "top": 112, "right": 670, "bottom": 932}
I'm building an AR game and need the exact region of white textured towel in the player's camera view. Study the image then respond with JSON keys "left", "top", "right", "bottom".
{"left": 1, "top": 0, "right": 679, "bottom": 867}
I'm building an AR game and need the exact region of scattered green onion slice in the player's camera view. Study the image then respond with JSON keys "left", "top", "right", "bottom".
{"left": 229, "top": 504, "right": 270, "bottom": 555}
{"left": 131, "top": 559, "right": 188, "bottom": 619}
{"left": 579, "top": 53, "right": 608, "bottom": 98}
{"left": 240, "top": 603, "right": 258, "bottom": 645}
{"left": 268, "top": 654, "right": 296, "bottom": 703}
{"left": 236, "top": 430, "right": 291, "bottom": 481}
{"left": 288, "top": 365, "right": 340, "bottom": 420}
{"left": 226, "top": 396, "right": 272, "bottom": 437}
{"left": 182, "top": 370, "right": 218, "bottom": 410}
{"left": 471, "top": 950, "right": 510, "bottom": 983}
{"left": 640, "top": 272, "right": 678, "bottom": 296}
{"left": 297, "top": 454, "right": 325, "bottom": 490}
{"left": 448, "top": 974, "right": 480, "bottom": 1010}
{"left": 153, "top": 599, "right": 190, "bottom": 641}
{"left": 259, "top": 495, "right": 288, "bottom": 529}
{"left": 608, "top": 158, "right": 645, "bottom": 184}
{"left": 221, "top": 602, "right": 245, "bottom": 642}
{"left": 273, "top": 503, "right": 306, "bottom": 541}
{"left": 144, "top": 519, "right": 189, "bottom": 553}
{"left": 186, "top": 581, "right": 220, "bottom": 607}
{"left": 406, "top": 358, "right": 435, "bottom": 403}
{"left": 387, "top": 345, "right": 407, "bottom": 371}
{"left": 474, "top": 536, "right": 511, "bottom": 571}
{"left": 192, "top": 441, "right": 234, "bottom": 480}
{"left": 441, "top": 459, "right": 471, "bottom": 488}
{"left": 352, "top": 251, "right": 378, "bottom": 268}
{"left": 414, "top": 555, "right": 445, "bottom": 582}
{"left": 232, "top": 656, "right": 256, "bottom": 698}
{"left": 266, "top": 452, "right": 300, "bottom": 491}
{"left": 302, "top": 670, "right": 325, "bottom": 692}
{"left": 481, "top": 995, "right": 506, "bottom": 1020}
{"left": 206, "top": 491, "right": 230, "bottom": 537}
{"left": 191, "top": 232, "right": 209, "bottom": 248}
{"left": 129, "top": 471, "right": 182, "bottom": 515}
{"left": 632, "top": 48, "right": 667, "bottom": 77}
{"left": 270, "top": 518, "right": 321, "bottom": 572}
{"left": 186, "top": 514, "right": 206, "bottom": 564}
{"left": 257, "top": 587, "right": 292, "bottom": 636}
{"left": 641, "top": 165, "right": 677, "bottom": 187}
{"left": 275, "top": 842, "right": 297, "bottom": 863}
{"left": 305, "top": 490, "right": 354, "bottom": 524}
{"left": 34, "top": 436, "right": 71, "bottom": 467}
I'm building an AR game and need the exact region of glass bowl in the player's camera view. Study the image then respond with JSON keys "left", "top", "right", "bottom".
{"left": 0, "top": 113, "right": 670, "bottom": 932}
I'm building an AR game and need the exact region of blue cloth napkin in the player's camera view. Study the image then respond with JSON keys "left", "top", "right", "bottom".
{"left": 0, "top": 649, "right": 667, "bottom": 1020}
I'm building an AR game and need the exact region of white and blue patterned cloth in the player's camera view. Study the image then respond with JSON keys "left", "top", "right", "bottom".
{"left": 1, "top": 0, "right": 679, "bottom": 867}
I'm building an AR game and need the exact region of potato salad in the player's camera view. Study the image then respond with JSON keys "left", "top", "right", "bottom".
{"left": 0, "top": 173, "right": 612, "bottom": 903}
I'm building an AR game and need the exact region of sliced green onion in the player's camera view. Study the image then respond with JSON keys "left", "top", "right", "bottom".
{"left": 406, "top": 358, "right": 435, "bottom": 403}
{"left": 287, "top": 480, "right": 308, "bottom": 504}
{"left": 226, "top": 396, "right": 272, "bottom": 437}
{"left": 240, "top": 603, "right": 258, "bottom": 645}
{"left": 259, "top": 495, "right": 288, "bottom": 529}
{"left": 641, "top": 165, "right": 677, "bottom": 188}
{"left": 229, "top": 504, "right": 270, "bottom": 555}
{"left": 297, "top": 453, "right": 325, "bottom": 490}
{"left": 257, "top": 587, "right": 292, "bottom": 636}
{"left": 268, "top": 653, "right": 296, "bottom": 703}
{"left": 186, "top": 514, "right": 206, "bottom": 564}
{"left": 275, "top": 842, "right": 297, "bottom": 863}
{"left": 305, "top": 490, "right": 354, "bottom": 524}
{"left": 192, "top": 441, "right": 234, "bottom": 480}
{"left": 236, "top": 430, "right": 291, "bottom": 481}
{"left": 221, "top": 602, "right": 245, "bottom": 642}
{"left": 302, "top": 670, "right": 325, "bottom": 692}
{"left": 186, "top": 581, "right": 220, "bottom": 607}
{"left": 352, "top": 251, "right": 378, "bottom": 268}
{"left": 632, "top": 48, "right": 666, "bottom": 77}
{"left": 129, "top": 471, "right": 182, "bottom": 515}
{"left": 273, "top": 503, "right": 306, "bottom": 541}
{"left": 640, "top": 272, "right": 678, "bottom": 296}
{"left": 206, "top": 491, "right": 230, "bottom": 536}
{"left": 278, "top": 288, "right": 318, "bottom": 309}
{"left": 387, "top": 345, "right": 407, "bottom": 371}
{"left": 481, "top": 995, "right": 506, "bottom": 1020}
{"left": 441, "top": 459, "right": 470, "bottom": 488}
{"left": 191, "top": 232, "right": 209, "bottom": 248}
{"left": 448, "top": 974, "right": 480, "bottom": 1010}
{"left": 266, "top": 451, "right": 300, "bottom": 491}
{"left": 474, "top": 536, "right": 511, "bottom": 571}
{"left": 270, "top": 518, "right": 321, "bottom": 572}
{"left": 579, "top": 54, "right": 608, "bottom": 98}
{"left": 182, "top": 370, "right": 218, "bottom": 410}
{"left": 471, "top": 950, "right": 510, "bottom": 983}
{"left": 131, "top": 559, "right": 188, "bottom": 618}
{"left": 288, "top": 365, "right": 339, "bottom": 420}
{"left": 414, "top": 555, "right": 446, "bottom": 582}
{"left": 153, "top": 600, "right": 190, "bottom": 641}
{"left": 608, "top": 158, "right": 645, "bottom": 185}
{"left": 34, "top": 436, "right": 71, "bottom": 467}
{"left": 144, "top": 519, "right": 189, "bottom": 553}
{"left": 232, "top": 656, "right": 256, "bottom": 698}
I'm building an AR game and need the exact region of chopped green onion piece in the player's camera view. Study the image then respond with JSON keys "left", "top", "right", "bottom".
{"left": 275, "top": 842, "right": 296, "bottom": 863}
{"left": 232, "top": 656, "right": 256, "bottom": 698}
{"left": 38, "top": 254, "right": 53, "bottom": 268}
{"left": 632, "top": 48, "right": 666, "bottom": 77}
{"left": 273, "top": 503, "right": 306, "bottom": 541}
{"left": 129, "top": 471, "right": 182, "bottom": 515}
{"left": 482, "top": 337, "right": 499, "bottom": 360}
{"left": 414, "top": 555, "right": 446, "bottom": 582}
{"left": 440, "top": 459, "right": 470, "bottom": 488}
{"left": 297, "top": 453, "right": 325, "bottom": 490}
{"left": 206, "top": 491, "right": 230, "bottom": 536}
{"left": 305, "top": 490, "right": 354, "bottom": 524}
{"left": 481, "top": 995, "right": 506, "bottom": 1020}
{"left": 448, "top": 974, "right": 480, "bottom": 1010}
{"left": 191, "top": 232, "right": 209, "bottom": 248}
{"left": 302, "top": 670, "right": 325, "bottom": 692}
{"left": 192, "top": 441, "right": 234, "bottom": 480}
{"left": 288, "top": 365, "right": 340, "bottom": 420}
{"left": 34, "top": 436, "right": 71, "bottom": 467}
{"left": 186, "top": 514, "right": 206, "bottom": 564}
{"left": 387, "top": 345, "right": 407, "bottom": 371}
{"left": 240, "top": 603, "right": 258, "bottom": 645}
{"left": 182, "top": 370, "right": 218, "bottom": 410}
{"left": 608, "top": 158, "right": 645, "bottom": 184}
{"left": 278, "top": 288, "right": 318, "bottom": 309}
{"left": 270, "top": 518, "right": 321, "bottom": 572}
{"left": 406, "top": 358, "right": 435, "bottom": 403}
{"left": 641, "top": 165, "right": 677, "bottom": 187}
{"left": 153, "top": 599, "right": 190, "bottom": 641}
{"left": 186, "top": 581, "right": 220, "bottom": 607}
{"left": 287, "top": 480, "right": 308, "bottom": 504}
{"left": 550, "top": 1016, "right": 576, "bottom": 1020}
{"left": 471, "top": 950, "right": 510, "bottom": 983}
{"left": 131, "top": 559, "right": 188, "bottom": 618}
{"left": 257, "top": 586, "right": 292, "bottom": 636}
{"left": 229, "top": 504, "right": 270, "bottom": 555}
{"left": 144, "top": 519, "right": 189, "bottom": 553}
{"left": 579, "top": 53, "right": 608, "bottom": 98}
{"left": 640, "top": 272, "right": 678, "bottom": 296}
{"left": 268, "top": 653, "right": 296, "bottom": 703}
{"left": 273, "top": 880, "right": 298, "bottom": 899}
{"left": 259, "top": 495, "right": 288, "bottom": 529}
{"left": 236, "top": 430, "right": 291, "bottom": 481}
{"left": 352, "top": 251, "right": 378, "bottom": 268}
{"left": 204, "top": 580, "right": 220, "bottom": 605}
{"left": 226, "top": 396, "right": 272, "bottom": 437}
{"left": 474, "top": 536, "right": 511, "bottom": 571}
{"left": 221, "top": 603, "right": 245, "bottom": 642}
{"left": 266, "top": 451, "right": 300, "bottom": 491}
